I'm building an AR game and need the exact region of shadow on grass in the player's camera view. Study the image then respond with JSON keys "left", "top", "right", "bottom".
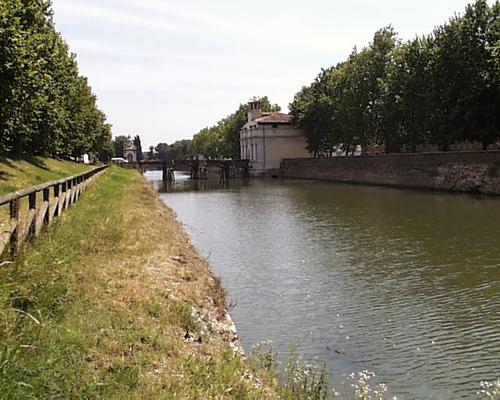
{"left": 0, "top": 157, "right": 16, "bottom": 181}
{"left": 24, "top": 156, "right": 49, "bottom": 170}
{"left": 0, "top": 158, "right": 18, "bottom": 170}
{"left": 0, "top": 156, "right": 49, "bottom": 171}
{"left": 0, "top": 171, "right": 11, "bottom": 181}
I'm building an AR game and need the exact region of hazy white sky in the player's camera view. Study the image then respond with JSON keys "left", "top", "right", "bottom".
{"left": 51, "top": 0, "right": 474, "bottom": 148}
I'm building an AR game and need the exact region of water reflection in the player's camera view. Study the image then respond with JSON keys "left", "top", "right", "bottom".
{"left": 148, "top": 173, "right": 500, "bottom": 400}
{"left": 149, "top": 171, "right": 251, "bottom": 194}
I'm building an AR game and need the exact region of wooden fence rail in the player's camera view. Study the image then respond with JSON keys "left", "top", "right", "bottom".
{"left": 0, "top": 164, "right": 109, "bottom": 258}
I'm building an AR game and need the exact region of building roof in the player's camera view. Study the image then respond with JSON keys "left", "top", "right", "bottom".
{"left": 254, "top": 112, "right": 292, "bottom": 124}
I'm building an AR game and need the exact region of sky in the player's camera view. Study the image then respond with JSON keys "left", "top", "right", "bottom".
{"left": 51, "top": 0, "right": 475, "bottom": 148}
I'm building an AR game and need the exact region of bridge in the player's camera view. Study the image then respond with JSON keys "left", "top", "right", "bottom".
{"left": 129, "top": 159, "right": 250, "bottom": 181}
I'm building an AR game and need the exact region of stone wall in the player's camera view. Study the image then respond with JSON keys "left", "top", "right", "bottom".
{"left": 279, "top": 151, "right": 500, "bottom": 195}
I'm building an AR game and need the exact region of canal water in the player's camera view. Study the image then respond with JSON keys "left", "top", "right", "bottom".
{"left": 148, "top": 172, "right": 500, "bottom": 399}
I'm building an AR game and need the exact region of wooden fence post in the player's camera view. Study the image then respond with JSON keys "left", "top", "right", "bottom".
{"left": 43, "top": 188, "right": 50, "bottom": 225}
{"left": 67, "top": 179, "right": 73, "bottom": 207}
{"left": 73, "top": 178, "right": 78, "bottom": 203}
{"left": 61, "top": 182, "right": 67, "bottom": 211}
{"left": 77, "top": 176, "right": 82, "bottom": 199}
{"left": 10, "top": 198, "right": 19, "bottom": 255}
{"left": 54, "top": 184, "right": 60, "bottom": 218}
{"left": 28, "top": 192, "right": 37, "bottom": 239}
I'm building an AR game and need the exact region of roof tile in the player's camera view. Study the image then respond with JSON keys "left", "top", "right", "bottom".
{"left": 254, "top": 112, "right": 292, "bottom": 124}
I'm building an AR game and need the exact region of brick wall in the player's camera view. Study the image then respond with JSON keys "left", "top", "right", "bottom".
{"left": 279, "top": 151, "right": 500, "bottom": 195}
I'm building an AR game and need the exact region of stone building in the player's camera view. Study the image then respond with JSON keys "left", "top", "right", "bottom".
{"left": 123, "top": 136, "right": 138, "bottom": 163}
{"left": 240, "top": 99, "right": 309, "bottom": 174}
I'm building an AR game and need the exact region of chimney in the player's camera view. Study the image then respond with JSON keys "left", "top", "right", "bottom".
{"left": 247, "top": 98, "right": 263, "bottom": 122}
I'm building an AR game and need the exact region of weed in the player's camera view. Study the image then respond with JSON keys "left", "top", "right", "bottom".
{"left": 480, "top": 380, "right": 500, "bottom": 399}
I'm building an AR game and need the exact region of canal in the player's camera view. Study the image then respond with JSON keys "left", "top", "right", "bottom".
{"left": 148, "top": 172, "right": 500, "bottom": 399}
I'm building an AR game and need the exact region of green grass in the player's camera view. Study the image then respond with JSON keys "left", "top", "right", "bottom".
{"left": 0, "top": 158, "right": 94, "bottom": 252}
{"left": 0, "top": 157, "right": 91, "bottom": 196}
{"left": 0, "top": 166, "right": 278, "bottom": 399}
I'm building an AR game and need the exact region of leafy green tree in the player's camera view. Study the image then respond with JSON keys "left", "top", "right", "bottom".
{"left": 346, "top": 27, "right": 398, "bottom": 153}
{"left": 133, "top": 135, "right": 143, "bottom": 161}
{"left": 0, "top": 0, "right": 111, "bottom": 158}
{"left": 457, "top": 0, "right": 500, "bottom": 149}
{"left": 290, "top": 69, "right": 338, "bottom": 156}
{"left": 0, "top": 0, "right": 54, "bottom": 156}
{"left": 97, "top": 139, "right": 114, "bottom": 162}
{"left": 380, "top": 37, "right": 433, "bottom": 152}
{"left": 112, "top": 136, "right": 128, "bottom": 158}
{"left": 155, "top": 140, "right": 191, "bottom": 160}
{"left": 154, "top": 143, "right": 169, "bottom": 160}
{"left": 426, "top": 0, "right": 500, "bottom": 150}
{"left": 291, "top": 28, "right": 398, "bottom": 156}
{"left": 290, "top": 2, "right": 500, "bottom": 154}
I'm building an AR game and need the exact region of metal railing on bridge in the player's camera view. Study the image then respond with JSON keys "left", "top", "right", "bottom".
{"left": 127, "top": 159, "right": 250, "bottom": 181}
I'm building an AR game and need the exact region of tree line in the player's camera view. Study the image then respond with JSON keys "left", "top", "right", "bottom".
{"left": 290, "top": 0, "right": 500, "bottom": 156}
{"left": 189, "top": 96, "right": 280, "bottom": 159}
{"left": 111, "top": 136, "right": 192, "bottom": 162}
{"left": 0, "top": 0, "right": 112, "bottom": 159}
{"left": 151, "top": 140, "right": 191, "bottom": 160}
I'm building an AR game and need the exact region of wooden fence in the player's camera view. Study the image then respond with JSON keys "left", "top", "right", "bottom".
{"left": 0, "top": 164, "right": 109, "bottom": 258}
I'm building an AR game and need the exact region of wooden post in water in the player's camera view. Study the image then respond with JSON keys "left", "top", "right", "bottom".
{"left": 219, "top": 166, "right": 229, "bottom": 184}
{"left": 200, "top": 160, "right": 208, "bottom": 180}
{"left": 162, "top": 165, "right": 166, "bottom": 181}
{"left": 190, "top": 161, "right": 200, "bottom": 180}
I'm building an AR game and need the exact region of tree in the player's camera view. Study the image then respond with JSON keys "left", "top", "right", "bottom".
{"left": 133, "top": 135, "right": 143, "bottom": 161}
{"left": 425, "top": 1, "right": 500, "bottom": 150}
{"left": 457, "top": 0, "right": 500, "bottom": 149}
{"left": 112, "top": 136, "right": 128, "bottom": 158}
{"left": 290, "top": 28, "right": 398, "bottom": 155}
{"left": 290, "top": 70, "right": 339, "bottom": 156}
{"left": 0, "top": 0, "right": 112, "bottom": 158}
{"left": 380, "top": 37, "right": 433, "bottom": 152}
{"left": 345, "top": 27, "right": 398, "bottom": 153}
{"left": 290, "top": 2, "right": 500, "bottom": 155}
{"left": 155, "top": 140, "right": 191, "bottom": 160}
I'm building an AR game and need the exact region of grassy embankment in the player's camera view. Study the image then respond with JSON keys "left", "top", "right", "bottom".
{"left": 0, "top": 158, "right": 91, "bottom": 195}
{"left": 0, "top": 165, "right": 278, "bottom": 399}
{"left": 0, "top": 158, "right": 94, "bottom": 239}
